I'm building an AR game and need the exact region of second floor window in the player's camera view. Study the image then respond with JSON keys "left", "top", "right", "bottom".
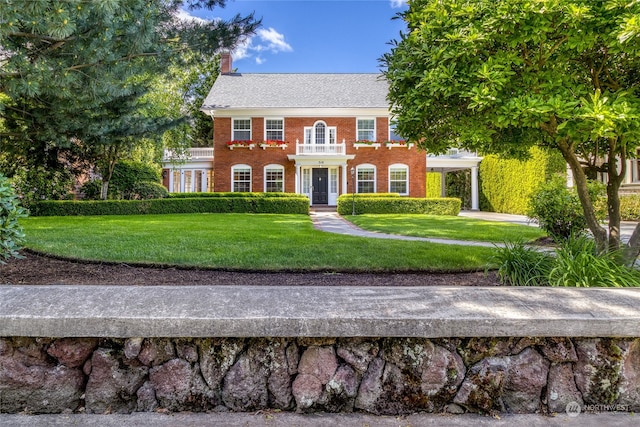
{"left": 265, "top": 119, "right": 284, "bottom": 141}
{"left": 357, "top": 119, "right": 375, "bottom": 141}
{"left": 233, "top": 119, "right": 251, "bottom": 141}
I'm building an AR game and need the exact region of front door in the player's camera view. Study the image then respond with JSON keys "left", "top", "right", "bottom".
{"left": 312, "top": 168, "right": 328, "bottom": 204}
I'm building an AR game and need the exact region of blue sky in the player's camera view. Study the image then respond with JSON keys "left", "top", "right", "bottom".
{"left": 186, "top": 0, "right": 409, "bottom": 73}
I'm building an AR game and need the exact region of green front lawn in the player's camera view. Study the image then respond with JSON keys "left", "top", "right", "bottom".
{"left": 345, "top": 214, "right": 545, "bottom": 243}
{"left": 21, "top": 213, "right": 498, "bottom": 272}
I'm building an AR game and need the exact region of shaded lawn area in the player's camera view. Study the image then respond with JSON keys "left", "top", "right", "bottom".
{"left": 345, "top": 214, "right": 545, "bottom": 243}
{"left": 21, "top": 213, "right": 498, "bottom": 272}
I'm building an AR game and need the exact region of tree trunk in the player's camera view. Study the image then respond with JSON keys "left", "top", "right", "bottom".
{"left": 558, "top": 139, "right": 608, "bottom": 251}
{"left": 606, "top": 138, "right": 625, "bottom": 252}
{"left": 100, "top": 180, "right": 109, "bottom": 200}
{"left": 626, "top": 223, "right": 640, "bottom": 266}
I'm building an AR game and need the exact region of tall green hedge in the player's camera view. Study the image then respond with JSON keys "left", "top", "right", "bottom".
{"left": 426, "top": 173, "right": 441, "bottom": 198}
{"left": 479, "top": 147, "right": 565, "bottom": 214}
{"left": 32, "top": 194, "right": 310, "bottom": 216}
{"left": 336, "top": 194, "right": 460, "bottom": 216}
{"left": 621, "top": 195, "right": 640, "bottom": 221}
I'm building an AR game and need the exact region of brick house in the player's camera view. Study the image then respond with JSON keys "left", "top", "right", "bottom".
{"left": 163, "top": 53, "right": 426, "bottom": 206}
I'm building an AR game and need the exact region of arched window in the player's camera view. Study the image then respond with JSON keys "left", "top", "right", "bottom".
{"left": 264, "top": 164, "right": 284, "bottom": 192}
{"left": 389, "top": 164, "right": 408, "bottom": 195}
{"left": 231, "top": 164, "right": 251, "bottom": 192}
{"left": 356, "top": 164, "right": 376, "bottom": 193}
{"left": 315, "top": 122, "right": 326, "bottom": 144}
{"left": 304, "top": 121, "right": 336, "bottom": 145}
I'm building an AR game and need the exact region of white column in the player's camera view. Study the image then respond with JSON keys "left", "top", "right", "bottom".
{"left": 180, "top": 170, "right": 185, "bottom": 193}
{"left": 625, "top": 159, "right": 633, "bottom": 184}
{"left": 295, "top": 165, "right": 300, "bottom": 194}
{"left": 201, "top": 171, "right": 207, "bottom": 192}
{"left": 471, "top": 166, "right": 479, "bottom": 211}
{"left": 168, "top": 170, "right": 174, "bottom": 193}
{"left": 440, "top": 171, "right": 446, "bottom": 197}
{"left": 342, "top": 164, "right": 348, "bottom": 194}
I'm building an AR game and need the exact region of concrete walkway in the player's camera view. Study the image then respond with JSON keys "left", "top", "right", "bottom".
{"left": 310, "top": 209, "right": 639, "bottom": 246}
{"left": 309, "top": 209, "right": 513, "bottom": 248}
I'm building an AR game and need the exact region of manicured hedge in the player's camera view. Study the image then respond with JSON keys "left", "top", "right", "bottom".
{"left": 336, "top": 194, "right": 461, "bottom": 216}
{"left": 426, "top": 173, "right": 442, "bottom": 198}
{"left": 31, "top": 194, "right": 310, "bottom": 216}
{"left": 621, "top": 194, "right": 640, "bottom": 221}
{"left": 167, "top": 192, "right": 299, "bottom": 199}
{"left": 479, "top": 147, "right": 565, "bottom": 214}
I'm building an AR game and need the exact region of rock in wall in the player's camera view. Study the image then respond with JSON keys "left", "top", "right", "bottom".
{"left": 0, "top": 336, "right": 638, "bottom": 415}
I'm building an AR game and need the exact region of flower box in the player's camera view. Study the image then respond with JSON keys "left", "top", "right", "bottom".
{"left": 259, "top": 140, "right": 288, "bottom": 150}
{"left": 226, "top": 140, "right": 255, "bottom": 150}
{"left": 385, "top": 141, "right": 414, "bottom": 149}
{"left": 354, "top": 141, "right": 381, "bottom": 150}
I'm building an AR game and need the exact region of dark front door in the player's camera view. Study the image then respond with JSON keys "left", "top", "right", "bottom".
{"left": 312, "top": 168, "right": 328, "bottom": 204}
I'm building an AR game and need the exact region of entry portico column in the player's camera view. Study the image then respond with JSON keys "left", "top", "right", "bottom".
{"left": 295, "top": 164, "right": 300, "bottom": 194}
{"left": 471, "top": 166, "right": 479, "bottom": 211}
{"left": 341, "top": 164, "right": 348, "bottom": 194}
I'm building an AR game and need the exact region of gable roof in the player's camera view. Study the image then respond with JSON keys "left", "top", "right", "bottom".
{"left": 201, "top": 73, "right": 389, "bottom": 112}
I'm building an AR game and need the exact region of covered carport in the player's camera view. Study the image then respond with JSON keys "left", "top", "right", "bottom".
{"left": 427, "top": 150, "right": 483, "bottom": 210}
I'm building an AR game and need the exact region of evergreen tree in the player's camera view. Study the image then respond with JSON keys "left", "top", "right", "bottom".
{"left": 0, "top": 0, "right": 258, "bottom": 195}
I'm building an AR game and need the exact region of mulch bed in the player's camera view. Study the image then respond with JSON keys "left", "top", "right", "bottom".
{"left": 0, "top": 251, "right": 501, "bottom": 287}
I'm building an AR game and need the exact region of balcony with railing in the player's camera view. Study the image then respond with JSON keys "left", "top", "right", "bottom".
{"left": 163, "top": 147, "right": 214, "bottom": 161}
{"left": 296, "top": 143, "right": 346, "bottom": 156}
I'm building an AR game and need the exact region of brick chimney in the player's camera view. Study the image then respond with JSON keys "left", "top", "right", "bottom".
{"left": 220, "top": 51, "right": 232, "bottom": 74}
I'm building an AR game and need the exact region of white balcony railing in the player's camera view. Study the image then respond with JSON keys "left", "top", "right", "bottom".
{"left": 296, "top": 143, "right": 346, "bottom": 155}
{"left": 163, "top": 147, "right": 214, "bottom": 161}
{"left": 428, "top": 148, "right": 479, "bottom": 158}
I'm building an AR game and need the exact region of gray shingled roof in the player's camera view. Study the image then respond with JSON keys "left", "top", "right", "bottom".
{"left": 201, "top": 73, "right": 389, "bottom": 111}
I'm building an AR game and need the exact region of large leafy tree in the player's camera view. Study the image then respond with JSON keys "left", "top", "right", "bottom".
{"left": 383, "top": 0, "right": 640, "bottom": 260}
{"left": 0, "top": 0, "right": 258, "bottom": 196}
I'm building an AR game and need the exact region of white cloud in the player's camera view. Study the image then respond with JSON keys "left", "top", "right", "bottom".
{"left": 231, "top": 27, "right": 292, "bottom": 66}
{"left": 256, "top": 27, "right": 293, "bottom": 53}
{"left": 390, "top": 0, "right": 407, "bottom": 8}
{"left": 175, "top": 9, "right": 209, "bottom": 24}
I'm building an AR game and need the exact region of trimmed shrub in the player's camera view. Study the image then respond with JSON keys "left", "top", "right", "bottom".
{"left": 167, "top": 192, "right": 306, "bottom": 198}
{"left": 479, "top": 147, "right": 565, "bottom": 214}
{"left": 528, "top": 176, "right": 606, "bottom": 242}
{"left": 336, "top": 194, "right": 461, "bottom": 216}
{"left": 620, "top": 195, "right": 640, "bottom": 221}
{"left": 0, "top": 174, "right": 28, "bottom": 263}
{"left": 83, "top": 161, "right": 164, "bottom": 200}
{"left": 31, "top": 194, "right": 309, "bottom": 216}
{"left": 130, "top": 181, "right": 169, "bottom": 200}
{"left": 110, "top": 161, "right": 161, "bottom": 198}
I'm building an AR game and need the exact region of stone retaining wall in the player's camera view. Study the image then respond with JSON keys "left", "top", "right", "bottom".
{"left": 1, "top": 336, "right": 638, "bottom": 415}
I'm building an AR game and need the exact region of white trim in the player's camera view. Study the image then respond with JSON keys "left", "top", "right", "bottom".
{"left": 356, "top": 163, "right": 376, "bottom": 194}
{"left": 389, "top": 163, "right": 409, "bottom": 196}
{"left": 264, "top": 117, "right": 284, "bottom": 141}
{"left": 211, "top": 107, "right": 389, "bottom": 118}
{"left": 356, "top": 117, "right": 376, "bottom": 142}
{"left": 232, "top": 117, "right": 252, "bottom": 141}
{"left": 264, "top": 164, "right": 285, "bottom": 192}
{"left": 231, "top": 164, "right": 252, "bottom": 192}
